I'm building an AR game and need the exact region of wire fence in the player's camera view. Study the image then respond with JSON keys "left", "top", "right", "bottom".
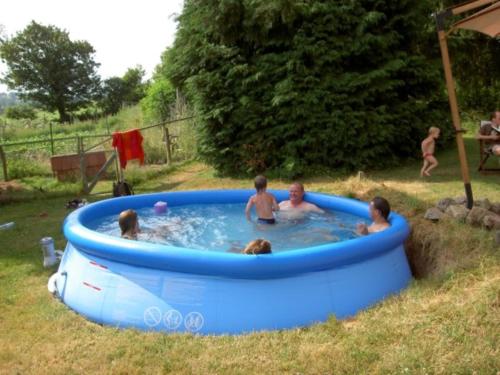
{"left": 0, "top": 116, "right": 196, "bottom": 184}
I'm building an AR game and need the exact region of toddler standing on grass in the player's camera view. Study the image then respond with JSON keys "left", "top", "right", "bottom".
{"left": 420, "top": 126, "right": 440, "bottom": 177}
{"left": 245, "top": 175, "right": 279, "bottom": 224}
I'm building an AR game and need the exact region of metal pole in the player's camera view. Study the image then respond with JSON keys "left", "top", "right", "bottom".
{"left": 436, "top": 12, "right": 473, "bottom": 208}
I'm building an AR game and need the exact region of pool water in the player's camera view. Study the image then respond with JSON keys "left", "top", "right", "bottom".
{"left": 89, "top": 203, "right": 363, "bottom": 253}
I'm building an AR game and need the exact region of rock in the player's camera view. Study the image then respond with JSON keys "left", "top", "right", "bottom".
{"left": 483, "top": 214, "right": 500, "bottom": 230}
{"left": 466, "top": 207, "right": 490, "bottom": 227}
{"left": 437, "top": 198, "right": 455, "bottom": 212}
{"left": 496, "top": 231, "right": 500, "bottom": 246}
{"left": 454, "top": 196, "right": 467, "bottom": 205}
{"left": 474, "top": 198, "right": 492, "bottom": 211}
{"left": 490, "top": 203, "right": 500, "bottom": 215}
{"left": 445, "top": 205, "right": 469, "bottom": 222}
{"left": 424, "top": 207, "right": 444, "bottom": 221}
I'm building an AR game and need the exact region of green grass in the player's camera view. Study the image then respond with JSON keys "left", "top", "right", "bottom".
{"left": 0, "top": 128, "right": 499, "bottom": 374}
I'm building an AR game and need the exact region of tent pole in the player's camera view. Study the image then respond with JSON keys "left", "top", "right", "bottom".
{"left": 451, "top": 0, "right": 497, "bottom": 16}
{"left": 436, "top": 13, "right": 473, "bottom": 208}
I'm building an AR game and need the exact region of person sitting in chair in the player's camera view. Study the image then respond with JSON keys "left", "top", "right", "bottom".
{"left": 476, "top": 110, "right": 500, "bottom": 157}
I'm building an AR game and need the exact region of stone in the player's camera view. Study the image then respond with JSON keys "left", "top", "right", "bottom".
{"left": 436, "top": 198, "right": 455, "bottom": 212}
{"left": 424, "top": 207, "right": 444, "bottom": 221}
{"left": 490, "top": 203, "right": 500, "bottom": 215}
{"left": 473, "top": 198, "right": 492, "bottom": 211}
{"left": 466, "top": 207, "right": 490, "bottom": 227}
{"left": 482, "top": 214, "right": 500, "bottom": 231}
{"left": 454, "top": 196, "right": 467, "bottom": 205}
{"left": 445, "top": 204, "right": 469, "bottom": 222}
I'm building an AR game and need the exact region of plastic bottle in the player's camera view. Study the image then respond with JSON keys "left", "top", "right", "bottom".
{"left": 41, "top": 237, "right": 59, "bottom": 267}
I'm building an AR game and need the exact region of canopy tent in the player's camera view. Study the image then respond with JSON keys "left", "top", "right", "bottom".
{"left": 452, "top": 2, "right": 500, "bottom": 37}
{"left": 435, "top": 0, "right": 500, "bottom": 209}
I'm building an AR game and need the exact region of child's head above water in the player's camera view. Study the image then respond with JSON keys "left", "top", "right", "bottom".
{"left": 119, "top": 209, "right": 139, "bottom": 239}
{"left": 370, "top": 196, "right": 391, "bottom": 221}
{"left": 254, "top": 175, "right": 267, "bottom": 192}
{"left": 243, "top": 239, "right": 272, "bottom": 255}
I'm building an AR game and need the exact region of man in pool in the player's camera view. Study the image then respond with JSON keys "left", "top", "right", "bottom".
{"left": 279, "top": 182, "right": 324, "bottom": 214}
{"left": 356, "top": 196, "right": 391, "bottom": 235}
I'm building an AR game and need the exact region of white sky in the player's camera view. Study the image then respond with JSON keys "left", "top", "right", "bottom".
{"left": 0, "top": 0, "right": 184, "bottom": 92}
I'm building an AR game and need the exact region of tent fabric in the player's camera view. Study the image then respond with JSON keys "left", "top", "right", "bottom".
{"left": 452, "top": 2, "right": 500, "bottom": 37}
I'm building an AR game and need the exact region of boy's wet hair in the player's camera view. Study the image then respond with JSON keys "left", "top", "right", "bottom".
{"left": 490, "top": 111, "right": 499, "bottom": 121}
{"left": 372, "top": 197, "right": 391, "bottom": 220}
{"left": 119, "top": 209, "right": 138, "bottom": 235}
{"left": 243, "top": 239, "right": 272, "bottom": 254}
{"left": 254, "top": 175, "right": 267, "bottom": 191}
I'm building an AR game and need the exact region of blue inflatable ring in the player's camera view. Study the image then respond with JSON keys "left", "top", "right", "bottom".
{"left": 54, "top": 189, "right": 412, "bottom": 335}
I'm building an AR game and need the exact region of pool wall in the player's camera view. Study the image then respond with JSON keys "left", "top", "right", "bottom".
{"left": 53, "top": 190, "right": 412, "bottom": 335}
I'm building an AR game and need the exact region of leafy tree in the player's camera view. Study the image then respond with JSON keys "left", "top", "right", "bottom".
{"left": 167, "top": 0, "right": 450, "bottom": 177}
{"left": 141, "top": 51, "right": 177, "bottom": 123}
{"left": 122, "top": 65, "right": 148, "bottom": 105}
{"left": 0, "top": 24, "right": 6, "bottom": 43}
{"left": 141, "top": 77, "right": 176, "bottom": 123}
{"left": 0, "top": 21, "right": 100, "bottom": 122}
{"left": 99, "top": 77, "right": 127, "bottom": 116}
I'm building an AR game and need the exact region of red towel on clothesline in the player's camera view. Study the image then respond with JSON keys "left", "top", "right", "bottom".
{"left": 112, "top": 129, "right": 145, "bottom": 169}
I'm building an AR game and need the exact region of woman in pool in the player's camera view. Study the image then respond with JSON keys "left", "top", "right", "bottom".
{"left": 356, "top": 197, "right": 391, "bottom": 235}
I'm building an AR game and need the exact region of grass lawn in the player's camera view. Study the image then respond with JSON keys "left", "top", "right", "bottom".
{"left": 0, "top": 131, "right": 499, "bottom": 374}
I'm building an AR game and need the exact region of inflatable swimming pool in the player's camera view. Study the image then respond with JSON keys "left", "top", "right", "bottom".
{"left": 51, "top": 190, "right": 411, "bottom": 335}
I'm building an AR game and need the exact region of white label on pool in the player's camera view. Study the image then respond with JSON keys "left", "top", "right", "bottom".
{"left": 143, "top": 306, "right": 162, "bottom": 327}
{"left": 184, "top": 312, "right": 204, "bottom": 332}
{"left": 164, "top": 309, "right": 183, "bottom": 330}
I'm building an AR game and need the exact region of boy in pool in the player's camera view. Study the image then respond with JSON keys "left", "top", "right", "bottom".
{"left": 420, "top": 126, "right": 440, "bottom": 177}
{"left": 119, "top": 209, "right": 140, "bottom": 240}
{"left": 245, "top": 175, "right": 279, "bottom": 224}
{"left": 243, "top": 239, "right": 272, "bottom": 254}
{"left": 356, "top": 197, "right": 391, "bottom": 235}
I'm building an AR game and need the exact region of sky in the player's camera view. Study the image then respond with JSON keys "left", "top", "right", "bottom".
{"left": 0, "top": 0, "right": 184, "bottom": 92}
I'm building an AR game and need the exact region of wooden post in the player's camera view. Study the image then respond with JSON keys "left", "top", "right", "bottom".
{"left": 436, "top": 12, "right": 473, "bottom": 208}
{"left": 49, "top": 121, "right": 54, "bottom": 155}
{"left": 0, "top": 145, "right": 8, "bottom": 182}
{"left": 105, "top": 116, "right": 110, "bottom": 135}
{"left": 164, "top": 125, "right": 172, "bottom": 165}
{"left": 78, "top": 137, "right": 88, "bottom": 193}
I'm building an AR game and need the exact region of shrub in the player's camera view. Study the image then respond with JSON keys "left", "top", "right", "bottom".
{"left": 167, "top": 0, "right": 451, "bottom": 177}
{"left": 5, "top": 104, "right": 37, "bottom": 120}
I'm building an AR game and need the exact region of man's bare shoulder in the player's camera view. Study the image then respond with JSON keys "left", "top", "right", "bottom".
{"left": 302, "top": 201, "right": 324, "bottom": 213}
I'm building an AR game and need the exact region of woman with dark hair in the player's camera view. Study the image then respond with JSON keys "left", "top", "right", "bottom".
{"left": 356, "top": 196, "right": 391, "bottom": 235}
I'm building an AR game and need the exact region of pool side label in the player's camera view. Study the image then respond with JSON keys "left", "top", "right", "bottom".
{"left": 143, "top": 307, "right": 204, "bottom": 332}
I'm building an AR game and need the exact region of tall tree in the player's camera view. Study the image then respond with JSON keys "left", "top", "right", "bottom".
{"left": 167, "top": 0, "right": 450, "bottom": 177}
{"left": 99, "top": 77, "right": 127, "bottom": 116}
{"left": 0, "top": 21, "right": 100, "bottom": 122}
{"left": 122, "top": 65, "right": 148, "bottom": 105}
{"left": 141, "top": 50, "right": 177, "bottom": 123}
